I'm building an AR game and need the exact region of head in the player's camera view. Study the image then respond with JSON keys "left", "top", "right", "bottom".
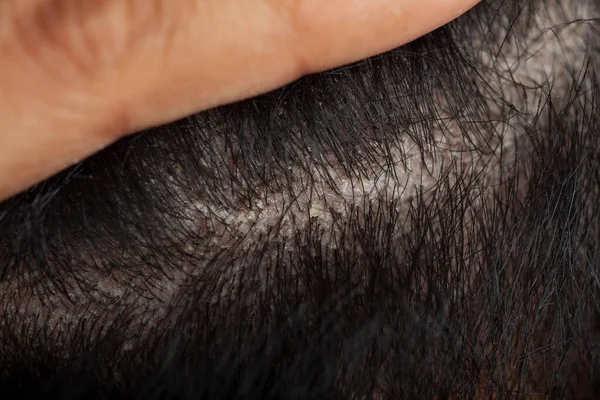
{"left": 1, "top": 0, "right": 600, "bottom": 398}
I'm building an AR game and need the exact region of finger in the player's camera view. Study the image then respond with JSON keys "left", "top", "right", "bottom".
{"left": 0, "top": 0, "right": 480, "bottom": 201}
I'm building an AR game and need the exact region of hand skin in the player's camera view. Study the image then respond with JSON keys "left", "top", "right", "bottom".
{"left": 0, "top": 0, "right": 480, "bottom": 202}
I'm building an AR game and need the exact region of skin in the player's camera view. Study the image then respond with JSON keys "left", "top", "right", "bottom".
{"left": 0, "top": 0, "right": 480, "bottom": 202}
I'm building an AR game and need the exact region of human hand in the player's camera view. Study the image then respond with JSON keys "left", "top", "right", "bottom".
{"left": 0, "top": 0, "right": 479, "bottom": 201}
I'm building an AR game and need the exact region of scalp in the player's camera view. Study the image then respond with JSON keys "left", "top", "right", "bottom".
{"left": 1, "top": 0, "right": 600, "bottom": 398}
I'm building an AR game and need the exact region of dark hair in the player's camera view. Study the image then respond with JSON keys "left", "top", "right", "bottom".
{"left": 1, "top": 0, "right": 600, "bottom": 398}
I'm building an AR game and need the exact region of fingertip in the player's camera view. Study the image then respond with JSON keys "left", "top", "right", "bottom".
{"left": 289, "top": 0, "right": 482, "bottom": 76}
